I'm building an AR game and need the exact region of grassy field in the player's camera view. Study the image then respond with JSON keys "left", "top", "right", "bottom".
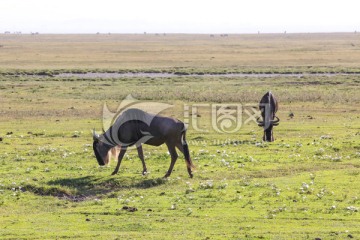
{"left": 0, "top": 33, "right": 359, "bottom": 239}
{"left": 1, "top": 33, "right": 360, "bottom": 71}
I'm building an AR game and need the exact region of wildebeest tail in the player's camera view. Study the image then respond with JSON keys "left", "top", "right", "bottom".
{"left": 181, "top": 129, "right": 195, "bottom": 169}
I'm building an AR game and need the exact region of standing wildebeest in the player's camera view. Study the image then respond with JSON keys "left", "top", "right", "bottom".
{"left": 93, "top": 108, "right": 194, "bottom": 178}
{"left": 256, "top": 91, "right": 280, "bottom": 142}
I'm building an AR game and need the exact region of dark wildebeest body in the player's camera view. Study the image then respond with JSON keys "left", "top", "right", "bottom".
{"left": 93, "top": 109, "right": 194, "bottom": 178}
{"left": 257, "top": 92, "right": 280, "bottom": 142}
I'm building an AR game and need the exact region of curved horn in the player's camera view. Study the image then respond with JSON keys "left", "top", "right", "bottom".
{"left": 272, "top": 116, "right": 280, "bottom": 126}
{"left": 256, "top": 117, "right": 264, "bottom": 127}
{"left": 92, "top": 129, "right": 100, "bottom": 141}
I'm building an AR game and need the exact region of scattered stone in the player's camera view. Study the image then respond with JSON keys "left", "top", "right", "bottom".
{"left": 122, "top": 206, "right": 137, "bottom": 212}
{"left": 185, "top": 189, "right": 195, "bottom": 194}
{"left": 0, "top": 137, "right": 3, "bottom": 142}
{"left": 348, "top": 234, "right": 354, "bottom": 238}
{"left": 85, "top": 218, "right": 91, "bottom": 221}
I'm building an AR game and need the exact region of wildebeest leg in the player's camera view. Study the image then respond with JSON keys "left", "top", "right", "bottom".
{"left": 164, "top": 143, "right": 178, "bottom": 178}
{"left": 136, "top": 144, "right": 147, "bottom": 175}
{"left": 111, "top": 148, "right": 127, "bottom": 175}
{"left": 175, "top": 143, "right": 193, "bottom": 178}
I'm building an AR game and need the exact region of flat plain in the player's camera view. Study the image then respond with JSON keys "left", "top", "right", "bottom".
{"left": 0, "top": 33, "right": 359, "bottom": 239}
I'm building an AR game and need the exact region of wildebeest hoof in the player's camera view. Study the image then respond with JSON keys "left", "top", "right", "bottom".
{"left": 142, "top": 171, "right": 148, "bottom": 176}
{"left": 111, "top": 172, "right": 117, "bottom": 175}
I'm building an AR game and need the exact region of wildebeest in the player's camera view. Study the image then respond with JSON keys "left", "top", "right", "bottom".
{"left": 92, "top": 108, "right": 194, "bottom": 178}
{"left": 256, "top": 91, "right": 280, "bottom": 142}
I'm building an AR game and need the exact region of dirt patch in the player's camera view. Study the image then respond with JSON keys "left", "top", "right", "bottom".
{"left": 21, "top": 176, "right": 169, "bottom": 202}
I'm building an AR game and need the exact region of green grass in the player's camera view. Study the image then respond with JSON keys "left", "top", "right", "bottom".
{"left": 0, "top": 34, "right": 360, "bottom": 239}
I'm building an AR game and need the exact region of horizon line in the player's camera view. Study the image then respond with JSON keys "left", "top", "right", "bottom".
{"left": 1, "top": 31, "right": 358, "bottom": 35}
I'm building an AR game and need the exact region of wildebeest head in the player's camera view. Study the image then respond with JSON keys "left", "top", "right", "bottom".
{"left": 256, "top": 92, "right": 280, "bottom": 142}
{"left": 92, "top": 129, "right": 112, "bottom": 166}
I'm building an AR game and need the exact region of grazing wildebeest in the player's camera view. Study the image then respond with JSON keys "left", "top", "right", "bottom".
{"left": 92, "top": 108, "right": 194, "bottom": 178}
{"left": 256, "top": 91, "right": 280, "bottom": 142}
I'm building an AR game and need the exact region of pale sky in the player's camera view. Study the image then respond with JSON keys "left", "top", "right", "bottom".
{"left": 0, "top": 0, "right": 359, "bottom": 34}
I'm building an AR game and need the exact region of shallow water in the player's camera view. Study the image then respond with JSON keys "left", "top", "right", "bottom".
{"left": 55, "top": 72, "right": 359, "bottom": 78}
